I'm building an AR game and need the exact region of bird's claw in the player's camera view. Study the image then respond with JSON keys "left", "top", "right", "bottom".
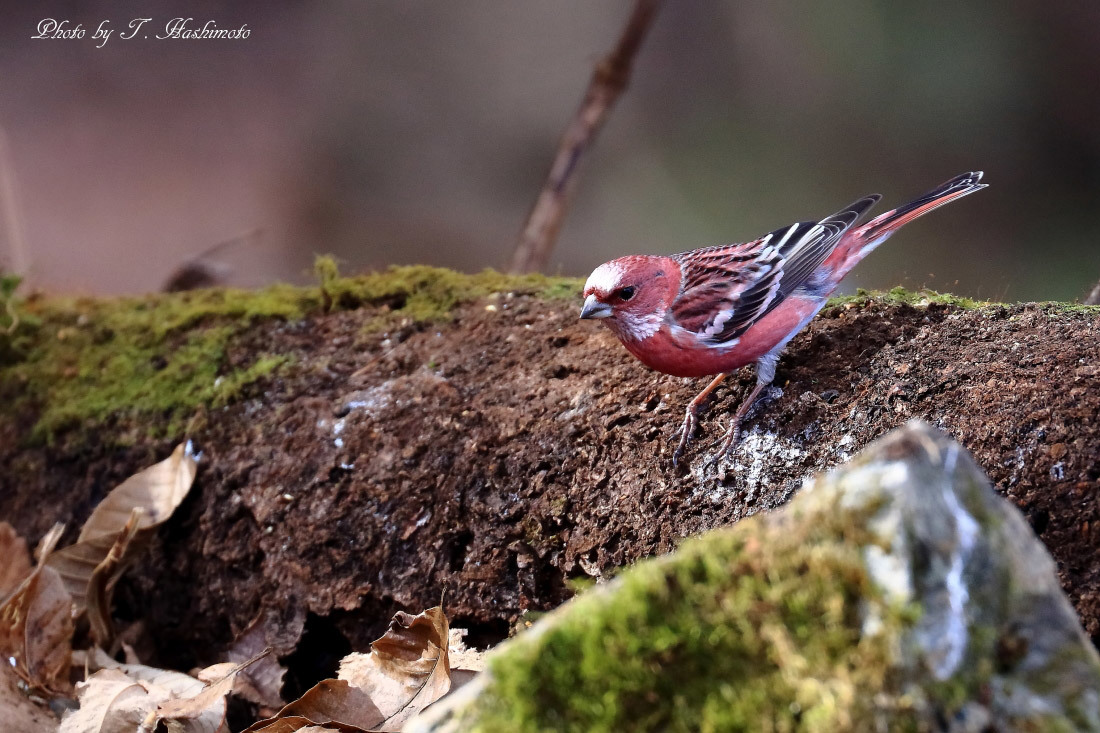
{"left": 671, "top": 410, "right": 697, "bottom": 467}
{"left": 707, "top": 420, "right": 742, "bottom": 469}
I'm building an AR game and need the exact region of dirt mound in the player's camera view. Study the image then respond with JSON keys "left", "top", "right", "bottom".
{"left": 1, "top": 274, "right": 1097, "bottom": 689}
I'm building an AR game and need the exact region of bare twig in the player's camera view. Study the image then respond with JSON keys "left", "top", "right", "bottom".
{"left": 510, "top": 0, "right": 663, "bottom": 274}
{"left": 1085, "top": 279, "right": 1100, "bottom": 306}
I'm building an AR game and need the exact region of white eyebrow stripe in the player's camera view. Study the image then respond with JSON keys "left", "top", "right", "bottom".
{"left": 584, "top": 261, "right": 625, "bottom": 294}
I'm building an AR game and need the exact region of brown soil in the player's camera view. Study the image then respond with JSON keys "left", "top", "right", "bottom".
{"left": 2, "top": 294, "right": 1099, "bottom": 691}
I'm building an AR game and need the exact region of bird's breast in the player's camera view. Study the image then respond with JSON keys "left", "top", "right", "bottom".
{"left": 616, "top": 327, "right": 753, "bottom": 378}
{"left": 610, "top": 294, "right": 826, "bottom": 378}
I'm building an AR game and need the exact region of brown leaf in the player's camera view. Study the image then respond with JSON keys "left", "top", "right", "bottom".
{"left": 0, "top": 562, "right": 74, "bottom": 693}
{"left": 0, "top": 662, "right": 58, "bottom": 733}
{"left": 247, "top": 606, "right": 451, "bottom": 733}
{"left": 227, "top": 612, "right": 293, "bottom": 710}
{"left": 46, "top": 535, "right": 127, "bottom": 622}
{"left": 0, "top": 521, "right": 33, "bottom": 603}
{"left": 445, "top": 628, "right": 484, "bottom": 692}
{"left": 79, "top": 442, "right": 198, "bottom": 544}
{"left": 46, "top": 443, "right": 198, "bottom": 619}
{"left": 152, "top": 649, "right": 270, "bottom": 733}
{"left": 339, "top": 606, "right": 451, "bottom": 731}
{"left": 34, "top": 523, "right": 66, "bottom": 564}
{"left": 80, "top": 648, "right": 207, "bottom": 698}
{"left": 249, "top": 718, "right": 365, "bottom": 733}
{"left": 87, "top": 509, "right": 143, "bottom": 648}
{"left": 61, "top": 668, "right": 157, "bottom": 733}
{"left": 61, "top": 651, "right": 267, "bottom": 733}
{"left": 247, "top": 679, "right": 383, "bottom": 732}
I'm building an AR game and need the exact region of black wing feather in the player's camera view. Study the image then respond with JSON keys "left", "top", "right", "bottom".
{"left": 774, "top": 195, "right": 880, "bottom": 302}
{"left": 681, "top": 194, "right": 880, "bottom": 346}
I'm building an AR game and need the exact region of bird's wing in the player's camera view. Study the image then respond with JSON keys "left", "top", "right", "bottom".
{"left": 670, "top": 194, "right": 880, "bottom": 345}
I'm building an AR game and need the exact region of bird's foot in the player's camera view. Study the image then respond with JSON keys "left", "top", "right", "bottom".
{"left": 708, "top": 419, "right": 742, "bottom": 469}
{"left": 671, "top": 409, "right": 698, "bottom": 467}
{"left": 669, "top": 372, "right": 729, "bottom": 467}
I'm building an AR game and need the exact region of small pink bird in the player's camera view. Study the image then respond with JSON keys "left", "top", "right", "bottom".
{"left": 580, "top": 172, "right": 987, "bottom": 465}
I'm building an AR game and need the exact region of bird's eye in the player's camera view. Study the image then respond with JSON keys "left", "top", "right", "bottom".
{"left": 617, "top": 286, "right": 636, "bottom": 301}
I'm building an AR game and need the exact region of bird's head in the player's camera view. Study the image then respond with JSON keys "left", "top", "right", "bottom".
{"left": 580, "top": 255, "right": 678, "bottom": 341}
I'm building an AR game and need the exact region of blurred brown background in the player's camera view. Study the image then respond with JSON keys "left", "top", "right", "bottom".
{"left": 0, "top": 1, "right": 1097, "bottom": 300}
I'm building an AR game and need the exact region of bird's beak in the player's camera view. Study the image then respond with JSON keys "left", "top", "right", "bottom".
{"left": 580, "top": 294, "right": 613, "bottom": 320}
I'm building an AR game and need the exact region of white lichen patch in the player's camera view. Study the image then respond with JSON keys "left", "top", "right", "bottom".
{"left": 863, "top": 542, "right": 913, "bottom": 606}
{"left": 185, "top": 438, "right": 203, "bottom": 463}
{"left": 738, "top": 429, "right": 804, "bottom": 490}
{"left": 697, "top": 428, "right": 805, "bottom": 499}
{"left": 835, "top": 460, "right": 907, "bottom": 513}
{"left": 835, "top": 432, "right": 855, "bottom": 462}
{"left": 929, "top": 443, "right": 980, "bottom": 679}
{"left": 341, "top": 383, "right": 396, "bottom": 417}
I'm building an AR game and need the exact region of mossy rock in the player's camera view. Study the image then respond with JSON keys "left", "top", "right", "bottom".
{"left": 409, "top": 421, "right": 1100, "bottom": 732}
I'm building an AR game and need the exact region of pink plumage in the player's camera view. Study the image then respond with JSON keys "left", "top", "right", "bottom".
{"left": 580, "top": 172, "right": 987, "bottom": 464}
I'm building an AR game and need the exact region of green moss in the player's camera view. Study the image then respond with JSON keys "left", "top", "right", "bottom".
{"left": 828, "top": 286, "right": 986, "bottom": 310}
{"left": 0, "top": 271, "right": 27, "bottom": 364}
{"left": 4, "top": 285, "right": 312, "bottom": 441}
{"left": 430, "top": 422, "right": 1100, "bottom": 732}
{"left": 1036, "top": 301, "right": 1100, "bottom": 315}
{"left": 0, "top": 264, "right": 582, "bottom": 443}
{"left": 471, "top": 501, "right": 921, "bottom": 732}
{"left": 1, "top": 271, "right": 21, "bottom": 331}
{"left": 322, "top": 264, "right": 580, "bottom": 326}
{"left": 564, "top": 576, "right": 597, "bottom": 595}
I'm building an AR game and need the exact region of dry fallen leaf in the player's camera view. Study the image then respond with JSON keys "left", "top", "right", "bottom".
{"left": 60, "top": 649, "right": 267, "bottom": 733}
{"left": 46, "top": 536, "right": 124, "bottom": 621}
{"left": 226, "top": 613, "right": 292, "bottom": 711}
{"left": 46, "top": 443, "right": 198, "bottom": 628}
{"left": 79, "top": 442, "right": 199, "bottom": 543}
{"left": 61, "top": 668, "right": 158, "bottom": 733}
{"left": 249, "top": 718, "right": 364, "bottom": 733}
{"left": 339, "top": 606, "right": 451, "bottom": 731}
{"left": 249, "top": 679, "right": 382, "bottom": 732}
{"left": 34, "top": 523, "right": 66, "bottom": 564}
{"left": 247, "top": 606, "right": 452, "bottom": 733}
{"left": 87, "top": 509, "right": 143, "bottom": 648}
{"left": 0, "top": 558, "right": 74, "bottom": 693}
{"left": 150, "top": 650, "right": 268, "bottom": 733}
{"left": 80, "top": 647, "right": 207, "bottom": 698}
{"left": 446, "top": 628, "right": 485, "bottom": 692}
{"left": 0, "top": 521, "right": 33, "bottom": 603}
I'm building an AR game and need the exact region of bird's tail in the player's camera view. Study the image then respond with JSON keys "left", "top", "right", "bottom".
{"left": 825, "top": 171, "right": 987, "bottom": 281}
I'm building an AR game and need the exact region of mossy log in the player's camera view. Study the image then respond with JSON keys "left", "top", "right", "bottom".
{"left": 1, "top": 266, "right": 1098, "bottom": 681}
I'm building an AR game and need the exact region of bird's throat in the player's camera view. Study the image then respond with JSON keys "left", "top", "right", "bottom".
{"left": 609, "top": 310, "right": 663, "bottom": 342}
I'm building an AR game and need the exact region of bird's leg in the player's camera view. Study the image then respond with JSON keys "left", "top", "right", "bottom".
{"left": 713, "top": 354, "right": 779, "bottom": 464}
{"left": 672, "top": 372, "right": 727, "bottom": 466}
{"left": 712, "top": 382, "right": 769, "bottom": 464}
